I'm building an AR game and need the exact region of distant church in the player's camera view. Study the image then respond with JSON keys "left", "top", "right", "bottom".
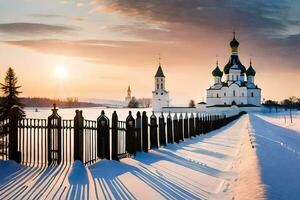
{"left": 125, "top": 85, "right": 132, "bottom": 104}
{"left": 152, "top": 63, "right": 170, "bottom": 111}
{"left": 206, "top": 33, "right": 261, "bottom": 108}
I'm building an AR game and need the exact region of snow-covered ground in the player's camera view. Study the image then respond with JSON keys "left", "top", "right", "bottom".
{"left": 1, "top": 112, "right": 300, "bottom": 200}
{"left": 249, "top": 114, "right": 300, "bottom": 200}
{"left": 0, "top": 115, "right": 265, "bottom": 200}
{"left": 257, "top": 111, "right": 300, "bottom": 133}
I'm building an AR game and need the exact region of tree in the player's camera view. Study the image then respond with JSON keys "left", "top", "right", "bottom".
{"left": 0, "top": 67, "right": 25, "bottom": 120}
{"left": 189, "top": 100, "right": 196, "bottom": 108}
{"left": 128, "top": 97, "right": 139, "bottom": 108}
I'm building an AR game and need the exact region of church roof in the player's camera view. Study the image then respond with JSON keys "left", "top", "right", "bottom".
{"left": 223, "top": 56, "right": 246, "bottom": 74}
{"left": 155, "top": 65, "right": 165, "bottom": 77}
{"left": 224, "top": 32, "right": 246, "bottom": 74}
{"left": 230, "top": 32, "right": 239, "bottom": 48}
{"left": 212, "top": 66, "right": 223, "bottom": 77}
{"left": 246, "top": 62, "right": 256, "bottom": 76}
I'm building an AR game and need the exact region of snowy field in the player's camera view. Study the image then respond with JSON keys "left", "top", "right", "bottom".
{"left": 1, "top": 111, "right": 300, "bottom": 199}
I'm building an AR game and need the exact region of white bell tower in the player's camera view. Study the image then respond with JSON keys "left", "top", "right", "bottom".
{"left": 152, "top": 59, "right": 169, "bottom": 112}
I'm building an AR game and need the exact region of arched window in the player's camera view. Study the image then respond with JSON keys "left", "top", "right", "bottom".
{"left": 157, "top": 84, "right": 159, "bottom": 89}
{"left": 251, "top": 92, "right": 254, "bottom": 97}
{"left": 161, "top": 83, "right": 163, "bottom": 89}
{"left": 224, "top": 92, "right": 226, "bottom": 97}
{"left": 242, "top": 92, "right": 244, "bottom": 96}
{"left": 233, "top": 90, "right": 236, "bottom": 96}
{"left": 217, "top": 93, "right": 219, "bottom": 98}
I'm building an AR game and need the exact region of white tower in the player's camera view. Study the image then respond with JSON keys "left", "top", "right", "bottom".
{"left": 152, "top": 62, "right": 169, "bottom": 112}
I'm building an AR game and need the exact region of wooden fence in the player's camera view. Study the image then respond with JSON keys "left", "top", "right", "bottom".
{"left": 0, "top": 104, "right": 244, "bottom": 166}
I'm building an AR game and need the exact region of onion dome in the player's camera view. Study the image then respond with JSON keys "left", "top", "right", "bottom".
{"left": 230, "top": 32, "right": 239, "bottom": 48}
{"left": 212, "top": 61, "right": 223, "bottom": 77}
{"left": 223, "top": 57, "right": 246, "bottom": 74}
{"left": 246, "top": 60, "right": 256, "bottom": 76}
{"left": 155, "top": 65, "right": 165, "bottom": 77}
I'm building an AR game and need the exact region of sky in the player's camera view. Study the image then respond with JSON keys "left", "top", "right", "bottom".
{"left": 0, "top": 0, "right": 300, "bottom": 104}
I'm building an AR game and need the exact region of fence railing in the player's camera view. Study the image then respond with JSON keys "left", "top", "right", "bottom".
{"left": 0, "top": 104, "right": 244, "bottom": 166}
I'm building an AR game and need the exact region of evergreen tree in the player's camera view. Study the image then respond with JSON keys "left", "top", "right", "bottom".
{"left": 0, "top": 67, "right": 25, "bottom": 120}
{"left": 189, "top": 100, "right": 196, "bottom": 108}
{"left": 128, "top": 97, "right": 139, "bottom": 108}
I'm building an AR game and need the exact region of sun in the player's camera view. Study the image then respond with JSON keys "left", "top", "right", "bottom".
{"left": 54, "top": 65, "right": 68, "bottom": 80}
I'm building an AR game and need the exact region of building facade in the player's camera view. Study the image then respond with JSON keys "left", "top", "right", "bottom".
{"left": 152, "top": 64, "right": 170, "bottom": 112}
{"left": 206, "top": 33, "right": 261, "bottom": 107}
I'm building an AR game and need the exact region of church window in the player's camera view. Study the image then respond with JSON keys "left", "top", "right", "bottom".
{"left": 224, "top": 92, "right": 226, "bottom": 97}
{"left": 251, "top": 92, "right": 254, "bottom": 97}
{"left": 233, "top": 90, "right": 236, "bottom": 96}
{"left": 157, "top": 84, "right": 159, "bottom": 89}
{"left": 216, "top": 93, "right": 219, "bottom": 98}
{"left": 161, "top": 83, "right": 163, "bottom": 89}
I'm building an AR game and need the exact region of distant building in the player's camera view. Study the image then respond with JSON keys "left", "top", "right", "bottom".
{"left": 125, "top": 85, "right": 132, "bottom": 104}
{"left": 152, "top": 63, "right": 170, "bottom": 112}
{"left": 206, "top": 33, "right": 261, "bottom": 108}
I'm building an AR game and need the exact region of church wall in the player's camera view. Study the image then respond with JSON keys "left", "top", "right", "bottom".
{"left": 247, "top": 89, "right": 261, "bottom": 106}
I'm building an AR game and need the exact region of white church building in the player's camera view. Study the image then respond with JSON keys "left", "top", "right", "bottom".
{"left": 152, "top": 64, "right": 170, "bottom": 112}
{"left": 206, "top": 33, "right": 261, "bottom": 108}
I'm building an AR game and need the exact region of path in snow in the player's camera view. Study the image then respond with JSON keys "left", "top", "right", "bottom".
{"left": 249, "top": 114, "right": 300, "bottom": 200}
{"left": 0, "top": 116, "right": 263, "bottom": 200}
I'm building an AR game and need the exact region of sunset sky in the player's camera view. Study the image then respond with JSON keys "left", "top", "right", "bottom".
{"left": 0, "top": 0, "right": 300, "bottom": 104}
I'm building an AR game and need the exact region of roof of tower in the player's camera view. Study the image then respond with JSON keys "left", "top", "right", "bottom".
{"left": 212, "top": 61, "right": 223, "bottom": 77}
{"left": 223, "top": 56, "right": 246, "bottom": 74}
{"left": 155, "top": 65, "right": 165, "bottom": 77}
{"left": 230, "top": 32, "right": 239, "bottom": 48}
{"left": 246, "top": 60, "right": 256, "bottom": 76}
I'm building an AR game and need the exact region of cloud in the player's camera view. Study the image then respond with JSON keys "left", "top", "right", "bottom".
{"left": 0, "top": 23, "right": 77, "bottom": 35}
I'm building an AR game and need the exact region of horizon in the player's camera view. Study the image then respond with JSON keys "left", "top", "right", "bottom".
{"left": 1, "top": 0, "right": 300, "bottom": 104}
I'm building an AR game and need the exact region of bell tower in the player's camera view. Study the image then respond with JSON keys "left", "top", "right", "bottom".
{"left": 152, "top": 58, "right": 169, "bottom": 112}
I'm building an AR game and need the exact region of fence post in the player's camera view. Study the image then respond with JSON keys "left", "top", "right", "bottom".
{"left": 97, "top": 110, "right": 110, "bottom": 160}
{"left": 111, "top": 111, "right": 118, "bottom": 161}
{"left": 126, "top": 111, "right": 136, "bottom": 156}
{"left": 173, "top": 113, "right": 179, "bottom": 143}
{"left": 74, "top": 110, "right": 84, "bottom": 162}
{"left": 142, "top": 111, "right": 148, "bottom": 152}
{"left": 8, "top": 107, "right": 21, "bottom": 163}
{"left": 184, "top": 113, "right": 189, "bottom": 139}
{"left": 195, "top": 113, "right": 200, "bottom": 135}
{"left": 136, "top": 111, "right": 142, "bottom": 152}
{"left": 167, "top": 112, "right": 173, "bottom": 144}
{"left": 150, "top": 112, "right": 158, "bottom": 149}
{"left": 159, "top": 112, "right": 166, "bottom": 147}
{"left": 189, "top": 113, "right": 195, "bottom": 137}
{"left": 179, "top": 113, "right": 184, "bottom": 141}
{"left": 47, "top": 104, "right": 62, "bottom": 165}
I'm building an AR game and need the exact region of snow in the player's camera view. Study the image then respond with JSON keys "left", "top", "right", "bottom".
{"left": 249, "top": 114, "right": 300, "bottom": 199}
{"left": 3, "top": 112, "right": 300, "bottom": 199}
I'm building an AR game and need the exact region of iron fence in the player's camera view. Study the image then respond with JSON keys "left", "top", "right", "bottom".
{"left": 0, "top": 104, "right": 244, "bottom": 166}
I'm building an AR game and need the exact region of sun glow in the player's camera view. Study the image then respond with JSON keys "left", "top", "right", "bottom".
{"left": 54, "top": 65, "right": 68, "bottom": 80}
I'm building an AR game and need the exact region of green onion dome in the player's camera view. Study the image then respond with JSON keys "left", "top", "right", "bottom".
{"left": 246, "top": 62, "right": 256, "bottom": 76}
{"left": 212, "top": 66, "right": 223, "bottom": 77}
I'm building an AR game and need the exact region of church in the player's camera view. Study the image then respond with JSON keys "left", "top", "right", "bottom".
{"left": 206, "top": 33, "right": 261, "bottom": 108}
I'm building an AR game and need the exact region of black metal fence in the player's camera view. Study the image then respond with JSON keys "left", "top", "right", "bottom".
{"left": 0, "top": 104, "right": 244, "bottom": 166}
